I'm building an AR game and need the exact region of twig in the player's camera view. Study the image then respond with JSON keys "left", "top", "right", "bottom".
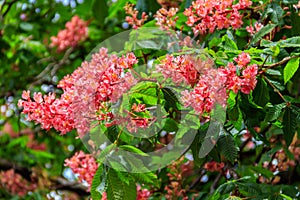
{"left": 30, "top": 47, "right": 75, "bottom": 88}
{"left": 210, "top": 173, "right": 222, "bottom": 194}
{"left": 263, "top": 55, "right": 300, "bottom": 70}
{"left": 262, "top": 75, "right": 286, "bottom": 102}
{"left": 0, "top": 158, "right": 32, "bottom": 181}
{"left": 188, "top": 169, "right": 206, "bottom": 190}
{"left": 1, "top": 0, "right": 18, "bottom": 18}
{"left": 50, "top": 177, "right": 89, "bottom": 196}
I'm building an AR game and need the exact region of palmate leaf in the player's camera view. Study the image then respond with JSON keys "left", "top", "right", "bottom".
{"left": 284, "top": 57, "right": 299, "bottom": 84}
{"left": 283, "top": 107, "right": 298, "bottom": 147}
{"left": 107, "top": 169, "right": 137, "bottom": 200}
{"left": 217, "top": 135, "right": 239, "bottom": 164}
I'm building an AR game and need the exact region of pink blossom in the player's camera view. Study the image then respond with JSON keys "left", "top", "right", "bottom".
{"left": 50, "top": 15, "right": 88, "bottom": 52}
{"left": 19, "top": 48, "right": 138, "bottom": 137}
{"left": 246, "top": 22, "right": 264, "bottom": 35}
{"left": 156, "top": 55, "right": 203, "bottom": 87}
{"left": 18, "top": 91, "right": 75, "bottom": 134}
{"left": 0, "top": 169, "right": 36, "bottom": 196}
{"left": 155, "top": 7, "right": 179, "bottom": 30}
{"left": 64, "top": 151, "right": 99, "bottom": 191}
{"left": 124, "top": 3, "right": 148, "bottom": 29}
{"left": 184, "top": 0, "right": 252, "bottom": 35}
{"left": 219, "top": 54, "right": 258, "bottom": 94}
{"left": 234, "top": 52, "right": 251, "bottom": 68}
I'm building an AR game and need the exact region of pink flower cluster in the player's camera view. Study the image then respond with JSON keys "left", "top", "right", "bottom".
{"left": 219, "top": 52, "right": 258, "bottom": 94}
{"left": 18, "top": 90, "right": 75, "bottom": 134}
{"left": 161, "top": 52, "right": 258, "bottom": 115}
{"left": 246, "top": 22, "right": 264, "bottom": 35}
{"left": 204, "top": 161, "right": 225, "bottom": 172}
{"left": 155, "top": 7, "right": 179, "bottom": 30}
{"left": 19, "top": 48, "right": 138, "bottom": 136}
{"left": 0, "top": 169, "right": 36, "bottom": 196}
{"left": 69, "top": 48, "right": 137, "bottom": 135}
{"left": 125, "top": 3, "right": 148, "bottom": 29}
{"left": 125, "top": 103, "right": 153, "bottom": 133}
{"left": 50, "top": 15, "right": 88, "bottom": 52}
{"left": 184, "top": 0, "right": 252, "bottom": 35}
{"left": 182, "top": 67, "right": 228, "bottom": 114}
{"left": 64, "top": 151, "right": 99, "bottom": 191}
{"left": 156, "top": 54, "right": 209, "bottom": 87}
{"left": 136, "top": 185, "right": 151, "bottom": 200}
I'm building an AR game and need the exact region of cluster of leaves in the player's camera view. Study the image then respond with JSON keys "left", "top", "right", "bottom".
{"left": 0, "top": 0, "right": 300, "bottom": 200}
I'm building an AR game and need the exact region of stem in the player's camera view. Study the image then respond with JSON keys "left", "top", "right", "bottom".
{"left": 114, "top": 126, "right": 124, "bottom": 145}
{"left": 262, "top": 75, "right": 286, "bottom": 102}
{"left": 210, "top": 173, "right": 222, "bottom": 194}
{"left": 262, "top": 55, "right": 300, "bottom": 70}
{"left": 1, "top": 0, "right": 18, "bottom": 18}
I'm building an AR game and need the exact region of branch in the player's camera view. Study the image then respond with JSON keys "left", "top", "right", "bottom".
{"left": 262, "top": 55, "right": 300, "bottom": 70}
{"left": 263, "top": 75, "right": 286, "bottom": 102}
{"left": 1, "top": 0, "right": 18, "bottom": 18}
{"left": 0, "top": 158, "right": 89, "bottom": 196}
{"left": 30, "top": 47, "right": 75, "bottom": 88}
{"left": 0, "top": 158, "right": 32, "bottom": 181}
{"left": 210, "top": 173, "right": 222, "bottom": 194}
{"left": 50, "top": 177, "right": 89, "bottom": 196}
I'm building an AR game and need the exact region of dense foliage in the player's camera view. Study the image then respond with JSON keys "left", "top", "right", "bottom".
{"left": 1, "top": 0, "right": 300, "bottom": 199}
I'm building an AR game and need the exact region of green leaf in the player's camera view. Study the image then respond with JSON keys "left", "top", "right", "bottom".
{"left": 264, "top": 103, "right": 286, "bottom": 122}
{"left": 162, "top": 87, "right": 181, "bottom": 111}
{"left": 283, "top": 107, "right": 298, "bottom": 146}
{"left": 279, "top": 194, "right": 293, "bottom": 200}
{"left": 136, "top": 0, "right": 161, "bottom": 17}
{"left": 284, "top": 57, "right": 299, "bottom": 84}
{"left": 250, "top": 24, "right": 277, "bottom": 46}
{"left": 217, "top": 135, "right": 238, "bottom": 164}
{"left": 130, "top": 82, "right": 159, "bottom": 105}
{"left": 277, "top": 37, "right": 300, "bottom": 48}
{"left": 119, "top": 145, "right": 149, "bottom": 156}
{"left": 236, "top": 182, "right": 262, "bottom": 197}
{"left": 92, "top": 0, "right": 108, "bottom": 26}
{"left": 162, "top": 118, "right": 179, "bottom": 132}
{"left": 228, "top": 105, "right": 243, "bottom": 130}
{"left": 209, "top": 37, "right": 222, "bottom": 49}
{"left": 28, "top": 149, "right": 55, "bottom": 160}
{"left": 252, "top": 77, "right": 270, "bottom": 107}
{"left": 107, "top": 0, "right": 134, "bottom": 19}
{"left": 227, "top": 91, "right": 237, "bottom": 110}
{"left": 291, "top": 105, "right": 300, "bottom": 121}
{"left": 221, "top": 35, "right": 238, "bottom": 51}
{"left": 107, "top": 169, "right": 137, "bottom": 200}
{"left": 191, "top": 130, "right": 207, "bottom": 167}
{"left": 265, "top": 69, "right": 281, "bottom": 76}
{"left": 130, "top": 172, "right": 158, "bottom": 186}
{"left": 20, "top": 22, "right": 34, "bottom": 31}
{"left": 91, "top": 165, "right": 105, "bottom": 200}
